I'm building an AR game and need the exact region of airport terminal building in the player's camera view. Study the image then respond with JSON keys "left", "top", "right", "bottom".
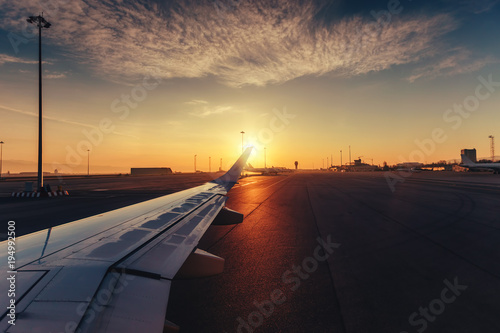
{"left": 130, "top": 167, "right": 173, "bottom": 175}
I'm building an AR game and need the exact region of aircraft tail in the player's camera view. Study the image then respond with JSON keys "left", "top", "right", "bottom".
{"left": 461, "top": 154, "right": 475, "bottom": 166}
{"left": 212, "top": 147, "right": 253, "bottom": 191}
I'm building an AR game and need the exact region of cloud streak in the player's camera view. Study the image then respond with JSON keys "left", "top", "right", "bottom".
{"left": 0, "top": 104, "right": 135, "bottom": 137}
{"left": 407, "top": 48, "right": 499, "bottom": 82}
{"left": 0, "top": 0, "right": 462, "bottom": 87}
{"left": 0, "top": 54, "right": 38, "bottom": 65}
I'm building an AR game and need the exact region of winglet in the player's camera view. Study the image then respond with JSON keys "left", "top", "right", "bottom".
{"left": 212, "top": 147, "right": 252, "bottom": 191}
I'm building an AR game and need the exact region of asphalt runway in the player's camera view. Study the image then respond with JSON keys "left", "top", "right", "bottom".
{"left": 166, "top": 172, "right": 500, "bottom": 333}
{"left": 1, "top": 171, "right": 500, "bottom": 332}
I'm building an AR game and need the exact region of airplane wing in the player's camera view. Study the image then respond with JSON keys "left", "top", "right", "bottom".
{"left": 0, "top": 147, "right": 252, "bottom": 333}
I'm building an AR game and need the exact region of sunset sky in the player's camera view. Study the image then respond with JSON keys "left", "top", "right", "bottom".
{"left": 1, "top": 0, "right": 500, "bottom": 173}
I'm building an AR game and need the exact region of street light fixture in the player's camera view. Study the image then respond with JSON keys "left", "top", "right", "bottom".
{"left": 27, "top": 14, "right": 51, "bottom": 192}
{"left": 87, "top": 149, "right": 90, "bottom": 176}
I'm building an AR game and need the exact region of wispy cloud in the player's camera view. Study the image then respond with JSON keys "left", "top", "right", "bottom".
{"left": 0, "top": 54, "right": 37, "bottom": 65}
{"left": 185, "top": 99, "right": 209, "bottom": 105}
{"left": 189, "top": 104, "right": 236, "bottom": 118}
{"left": 0, "top": 1, "right": 463, "bottom": 86}
{"left": 407, "top": 49, "right": 499, "bottom": 82}
{"left": 0, "top": 104, "right": 135, "bottom": 138}
{"left": 44, "top": 71, "right": 67, "bottom": 79}
{"left": 0, "top": 53, "right": 52, "bottom": 66}
{"left": 456, "top": 0, "right": 499, "bottom": 13}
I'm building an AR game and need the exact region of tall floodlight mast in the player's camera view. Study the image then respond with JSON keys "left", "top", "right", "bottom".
{"left": 27, "top": 14, "right": 51, "bottom": 192}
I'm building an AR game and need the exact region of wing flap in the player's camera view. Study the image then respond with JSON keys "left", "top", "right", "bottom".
{"left": 116, "top": 195, "right": 226, "bottom": 280}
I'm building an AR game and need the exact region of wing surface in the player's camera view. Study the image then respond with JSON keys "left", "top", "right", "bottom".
{"left": 0, "top": 147, "right": 252, "bottom": 332}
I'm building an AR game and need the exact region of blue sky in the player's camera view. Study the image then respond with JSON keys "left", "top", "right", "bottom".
{"left": 1, "top": 0, "right": 500, "bottom": 172}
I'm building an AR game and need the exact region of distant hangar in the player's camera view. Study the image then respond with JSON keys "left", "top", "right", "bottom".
{"left": 130, "top": 167, "right": 173, "bottom": 175}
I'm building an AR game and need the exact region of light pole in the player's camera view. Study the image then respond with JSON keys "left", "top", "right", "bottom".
{"left": 27, "top": 14, "right": 51, "bottom": 192}
{"left": 240, "top": 131, "right": 245, "bottom": 154}
{"left": 0, "top": 141, "right": 4, "bottom": 179}
{"left": 87, "top": 149, "right": 90, "bottom": 176}
{"left": 349, "top": 145, "right": 351, "bottom": 166}
{"left": 264, "top": 147, "right": 266, "bottom": 169}
{"left": 209, "top": 156, "right": 211, "bottom": 173}
{"left": 194, "top": 155, "right": 197, "bottom": 173}
{"left": 340, "top": 150, "right": 342, "bottom": 166}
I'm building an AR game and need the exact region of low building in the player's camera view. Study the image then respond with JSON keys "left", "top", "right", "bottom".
{"left": 345, "top": 159, "right": 377, "bottom": 172}
{"left": 130, "top": 167, "right": 173, "bottom": 176}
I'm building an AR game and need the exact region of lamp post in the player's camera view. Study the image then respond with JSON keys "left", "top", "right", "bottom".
{"left": 349, "top": 145, "right": 351, "bottom": 166}
{"left": 264, "top": 147, "right": 266, "bottom": 169}
{"left": 340, "top": 150, "right": 342, "bottom": 166}
{"left": 240, "top": 131, "right": 245, "bottom": 154}
{"left": 0, "top": 141, "right": 4, "bottom": 179}
{"left": 194, "top": 155, "right": 197, "bottom": 173}
{"left": 209, "top": 156, "right": 211, "bottom": 173}
{"left": 27, "top": 14, "right": 51, "bottom": 192}
{"left": 87, "top": 149, "right": 90, "bottom": 176}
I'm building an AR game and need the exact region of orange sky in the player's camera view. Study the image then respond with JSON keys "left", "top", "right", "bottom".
{"left": 1, "top": 1, "right": 500, "bottom": 173}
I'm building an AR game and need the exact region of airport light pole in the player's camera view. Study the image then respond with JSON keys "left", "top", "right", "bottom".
{"left": 264, "top": 147, "right": 266, "bottom": 169}
{"left": 349, "top": 145, "right": 351, "bottom": 166}
{"left": 87, "top": 149, "right": 90, "bottom": 176}
{"left": 27, "top": 14, "right": 51, "bottom": 192}
{"left": 194, "top": 155, "right": 197, "bottom": 173}
{"left": 340, "top": 150, "right": 342, "bottom": 166}
{"left": 209, "top": 156, "right": 211, "bottom": 173}
{"left": 240, "top": 131, "right": 245, "bottom": 153}
{"left": 0, "top": 141, "right": 4, "bottom": 179}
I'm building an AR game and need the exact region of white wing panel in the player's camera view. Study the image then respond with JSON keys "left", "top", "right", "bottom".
{"left": 77, "top": 273, "right": 171, "bottom": 333}
{"left": 117, "top": 195, "right": 227, "bottom": 279}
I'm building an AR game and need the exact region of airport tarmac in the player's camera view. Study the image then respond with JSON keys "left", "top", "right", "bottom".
{"left": 1, "top": 171, "right": 500, "bottom": 332}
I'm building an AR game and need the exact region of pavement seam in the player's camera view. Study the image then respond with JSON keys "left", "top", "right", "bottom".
{"left": 306, "top": 180, "right": 348, "bottom": 333}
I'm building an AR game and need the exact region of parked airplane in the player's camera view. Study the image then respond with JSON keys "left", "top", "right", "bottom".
{"left": 0, "top": 148, "right": 252, "bottom": 332}
{"left": 461, "top": 154, "right": 500, "bottom": 174}
{"left": 244, "top": 163, "right": 279, "bottom": 175}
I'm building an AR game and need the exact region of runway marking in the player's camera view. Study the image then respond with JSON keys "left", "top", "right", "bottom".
{"left": 261, "top": 176, "right": 289, "bottom": 190}
{"left": 239, "top": 181, "right": 260, "bottom": 187}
